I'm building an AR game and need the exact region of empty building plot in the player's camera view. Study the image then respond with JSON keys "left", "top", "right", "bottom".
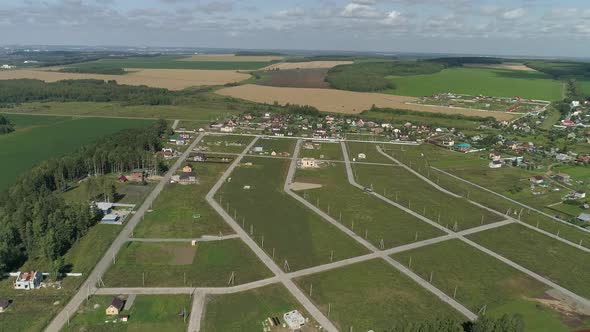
{"left": 201, "top": 284, "right": 319, "bottom": 332}
{"left": 102, "top": 239, "right": 272, "bottom": 287}
{"left": 249, "top": 137, "right": 296, "bottom": 157}
{"left": 299, "top": 141, "right": 343, "bottom": 161}
{"left": 196, "top": 135, "right": 254, "bottom": 154}
{"left": 216, "top": 157, "right": 368, "bottom": 271}
{"left": 468, "top": 223, "right": 590, "bottom": 300}
{"left": 133, "top": 163, "right": 233, "bottom": 238}
{"left": 393, "top": 240, "right": 585, "bottom": 332}
{"left": 344, "top": 142, "right": 396, "bottom": 164}
{"left": 295, "top": 163, "right": 445, "bottom": 248}
{"left": 294, "top": 259, "right": 464, "bottom": 331}
{"left": 353, "top": 164, "right": 504, "bottom": 231}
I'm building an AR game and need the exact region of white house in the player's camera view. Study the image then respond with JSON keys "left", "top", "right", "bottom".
{"left": 300, "top": 158, "right": 319, "bottom": 169}
{"left": 357, "top": 153, "right": 367, "bottom": 160}
{"left": 14, "top": 271, "right": 42, "bottom": 290}
{"left": 488, "top": 160, "right": 502, "bottom": 169}
{"left": 283, "top": 310, "right": 306, "bottom": 329}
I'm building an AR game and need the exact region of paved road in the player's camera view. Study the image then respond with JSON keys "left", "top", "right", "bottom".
{"left": 188, "top": 291, "right": 206, "bottom": 332}
{"left": 369, "top": 144, "right": 590, "bottom": 311}
{"left": 202, "top": 136, "right": 339, "bottom": 332}
{"left": 45, "top": 133, "right": 206, "bottom": 332}
{"left": 205, "top": 151, "right": 400, "bottom": 167}
{"left": 128, "top": 234, "right": 239, "bottom": 243}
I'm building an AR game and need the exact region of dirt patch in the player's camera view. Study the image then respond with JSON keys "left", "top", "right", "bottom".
{"left": 262, "top": 61, "right": 352, "bottom": 70}
{"left": 179, "top": 54, "right": 284, "bottom": 62}
{"left": 216, "top": 84, "right": 515, "bottom": 121}
{"left": 164, "top": 244, "right": 197, "bottom": 265}
{"left": 257, "top": 68, "right": 330, "bottom": 89}
{"left": 464, "top": 63, "right": 536, "bottom": 72}
{"left": 532, "top": 290, "right": 590, "bottom": 328}
{"left": 290, "top": 182, "right": 323, "bottom": 191}
{"left": 0, "top": 68, "right": 249, "bottom": 90}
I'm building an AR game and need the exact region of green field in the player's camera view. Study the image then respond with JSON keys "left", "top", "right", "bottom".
{"left": 133, "top": 163, "right": 233, "bottom": 238}
{"left": 202, "top": 284, "right": 316, "bottom": 332}
{"left": 352, "top": 163, "right": 504, "bottom": 231}
{"left": 67, "top": 55, "right": 273, "bottom": 70}
{"left": 102, "top": 239, "right": 272, "bottom": 287}
{"left": 64, "top": 295, "right": 191, "bottom": 332}
{"left": 468, "top": 223, "right": 590, "bottom": 299}
{"left": 216, "top": 157, "right": 367, "bottom": 271}
{"left": 393, "top": 240, "right": 580, "bottom": 332}
{"left": 295, "top": 163, "right": 444, "bottom": 248}
{"left": 385, "top": 67, "right": 563, "bottom": 100}
{"left": 0, "top": 114, "right": 153, "bottom": 190}
{"left": 197, "top": 135, "right": 254, "bottom": 153}
{"left": 344, "top": 141, "right": 395, "bottom": 164}
{"left": 294, "top": 259, "right": 464, "bottom": 331}
{"left": 299, "top": 142, "right": 343, "bottom": 161}
{"left": 251, "top": 137, "right": 296, "bottom": 156}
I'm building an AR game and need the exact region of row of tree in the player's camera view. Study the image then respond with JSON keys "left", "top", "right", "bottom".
{"left": 0, "top": 115, "right": 14, "bottom": 134}
{"left": 386, "top": 314, "right": 524, "bottom": 332}
{"left": 0, "top": 119, "right": 169, "bottom": 275}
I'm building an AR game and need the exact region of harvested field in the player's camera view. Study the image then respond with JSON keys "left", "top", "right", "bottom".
{"left": 179, "top": 54, "right": 284, "bottom": 62}
{"left": 256, "top": 68, "right": 330, "bottom": 89}
{"left": 464, "top": 63, "right": 536, "bottom": 72}
{"left": 262, "top": 61, "right": 353, "bottom": 70}
{"left": 217, "top": 84, "right": 515, "bottom": 120}
{"left": 0, "top": 68, "right": 250, "bottom": 90}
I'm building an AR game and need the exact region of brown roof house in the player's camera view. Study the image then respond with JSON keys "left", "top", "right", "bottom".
{"left": 106, "top": 297, "right": 125, "bottom": 316}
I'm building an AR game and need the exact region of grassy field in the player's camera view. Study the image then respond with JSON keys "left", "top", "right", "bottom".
{"left": 0, "top": 114, "right": 153, "bottom": 190}
{"left": 201, "top": 284, "right": 317, "bottom": 332}
{"left": 67, "top": 55, "right": 273, "bottom": 70}
{"left": 295, "top": 163, "right": 444, "bottom": 248}
{"left": 385, "top": 67, "right": 563, "bottom": 100}
{"left": 294, "top": 259, "right": 464, "bottom": 331}
{"left": 63, "top": 174, "right": 155, "bottom": 205}
{"left": 299, "top": 142, "right": 343, "bottom": 161}
{"left": 133, "top": 163, "right": 233, "bottom": 238}
{"left": 102, "top": 239, "right": 271, "bottom": 287}
{"left": 468, "top": 223, "right": 590, "bottom": 299}
{"left": 393, "top": 240, "right": 581, "bottom": 332}
{"left": 197, "top": 135, "right": 254, "bottom": 154}
{"left": 344, "top": 141, "right": 395, "bottom": 164}
{"left": 352, "top": 163, "right": 504, "bottom": 231}
{"left": 216, "top": 157, "right": 368, "bottom": 271}
{"left": 64, "top": 295, "right": 191, "bottom": 332}
{"left": 250, "top": 137, "right": 296, "bottom": 156}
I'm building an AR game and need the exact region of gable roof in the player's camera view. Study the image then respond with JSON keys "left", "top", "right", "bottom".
{"left": 110, "top": 297, "right": 124, "bottom": 311}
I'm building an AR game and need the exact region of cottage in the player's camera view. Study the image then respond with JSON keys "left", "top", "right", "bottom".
{"left": 556, "top": 173, "right": 571, "bottom": 183}
{"left": 119, "top": 314, "right": 129, "bottom": 322}
{"left": 283, "top": 310, "right": 306, "bottom": 329}
{"left": 194, "top": 153, "right": 207, "bottom": 162}
{"left": 488, "top": 160, "right": 502, "bottom": 169}
{"left": 271, "top": 151, "right": 277, "bottom": 156}
{"left": 0, "top": 299, "right": 10, "bottom": 312}
{"left": 301, "top": 158, "right": 319, "bottom": 169}
{"left": 106, "top": 297, "right": 125, "bottom": 316}
{"left": 454, "top": 143, "right": 471, "bottom": 153}
{"left": 577, "top": 213, "right": 590, "bottom": 223}
{"left": 489, "top": 152, "right": 501, "bottom": 161}
{"left": 14, "top": 271, "right": 42, "bottom": 290}
{"left": 182, "top": 164, "right": 193, "bottom": 173}
{"left": 129, "top": 172, "right": 143, "bottom": 182}
{"left": 442, "top": 140, "right": 455, "bottom": 147}
{"left": 252, "top": 146, "right": 264, "bottom": 153}
{"left": 529, "top": 176, "right": 544, "bottom": 184}
{"left": 179, "top": 172, "right": 198, "bottom": 185}
{"left": 118, "top": 175, "right": 128, "bottom": 183}
{"left": 96, "top": 202, "right": 113, "bottom": 214}
{"left": 101, "top": 214, "right": 120, "bottom": 224}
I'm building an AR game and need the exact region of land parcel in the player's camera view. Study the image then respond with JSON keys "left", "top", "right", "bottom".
{"left": 196, "top": 135, "right": 254, "bottom": 154}
{"left": 393, "top": 240, "right": 579, "bottom": 332}
{"left": 294, "top": 163, "right": 444, "bottom": 248}
{"left": 102, "top": 239, "right": 271, "bottom": 287}
{"left": 294, "top": 259, "right": 464, "bottom": 331}
{"left": 216, "top": 157, "right": 368, "bottom": 271}
{"left": 299, "top": 141, "right": 343, "bottom": 161}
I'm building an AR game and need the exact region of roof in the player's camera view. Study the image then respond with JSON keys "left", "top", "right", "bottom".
{"left": 17, "top": 271, "right": 39, "bottom": 282}
{"left": 102, "top": 214, "right": 119, "bottom": 222}
{"left": 0, "top": 298, "right": 9, "bottom": 308}
{"left": 179, "top": 172, "right": 197, "bottom": 180}
{"left": 110, "top": 297, "right": 125, "bottom": 311}
{"left": 97, "top": 202, "right": 113, "bottom": 211}
{"left": 577, "top": 213, "right": 590, "bottom": 222}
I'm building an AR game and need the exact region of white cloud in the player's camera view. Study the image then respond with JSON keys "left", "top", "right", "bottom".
{"left": 502, "top": 8, "right": 526, "bottom": 20}
{"left": 271, "top": 7, "right": 305, "bottom": 19}
{"left": 341, "top": 3, "right": 381, "bottom": 18}
{"left": 381, "top": 10, "right": 404, "bottom": 25}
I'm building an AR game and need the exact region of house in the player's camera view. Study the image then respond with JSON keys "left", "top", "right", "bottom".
{"left": 572, "top": 101, "right": 581, "bottom": 108}
{"left": 118, "top": 175, "right": 128, "bottom": 183}
{"left": 119, "top": 314, "right": 129, "bottom": 322}
{"left": 175, "top": 139, "right": 186, "bottom": 146}
{"left": 0, "top": 64, "right": 15, "bottom": 69}
{"left": 442, "top": 140, "right": 455, "bottom": 147}
{"left": 182, "top": 164, "right": 193, "bottom": 173}
{"left": 556, "top": 173, "right": 571, "bottom": 183}
{"left": 106, "top": 297, "right": 125, "bottom": 316}
{"left": 529, "top": 176, "right": 544, "bottom": 184}
{"left": 283, "top": 310, "right": 306, "bottom": 329}
{"left": 577, "top": 213, "right": 590, "bottom": 223}
{"left": 271, "top": 151, "right": 277, "bottom": 156}
{"left": 0, "top": 298, "right": 10, "bottom": 312}
{"left": 301, "top": 158, "right": 319, "bottom": 169}
{"left": 568, "top": 191, "right": 587, "bottom": 200}
{"left": 220, "top": 126, "right": 234, "bottom": 133}
{"left": 488, "top": 160, "right": 502, "bottom": 169}
{"left": 357, "top": 153, "right": 367, "bottom": 160}
{"left": 556, "top": 153, "right": 572, "bottom": 162}
{"left": 489, "top": 152, "right": 501, "bottom": 161}
{"left": 454, "top": 143, "right": 471, "bottom": 153}
{"left": 129, "top": 172, "right": 143, "bottom": 182}
{"left": 193, "top": 153, "right": 207, "bottom": 162}
{"left": 252, "top": 146, "right": 264, "bottom": 153}
{"left": 179, "top": 172, "right": 198, "bottom": 185}
{"left": 14, "top": 271, "right": 42, "bottom": 290}
{"left": 101, "top": 214, "right": 120, "bottom": 224}
{"left": 96, "top": 202, "right": 113, "bottom": 214}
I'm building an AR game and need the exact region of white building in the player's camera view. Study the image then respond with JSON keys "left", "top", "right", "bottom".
{"left": 357, "top": 153, "right": 367, "bottom": 160}
{"left": 14, "top": 271, "right": 42, "bottom": 290}
{"left": 300, "top": 158, "right": 319, "bottom": 169}
{"left": 488, "top": 160, "right": 502, "bottom": 169}
{"left": 283, "top": 310, "right": 305, "bottom": 329}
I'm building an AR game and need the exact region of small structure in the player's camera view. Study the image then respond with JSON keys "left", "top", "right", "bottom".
{"left": 271, "top": 151, "right": 277, "bottom": 156}
{"left": 0, "top": 298, "right": 10, "bottom": 312}
{"left": 283, "top": 310, "right": 305, "bottom": 329}
{"left": 194, "top": 153, "right": 207, "bottom": 162}
{"left": 118, "top": 175, "right": 128, "bottom": 183}
{"left": 489, "top": 152, "right": 501, "bottom": 161}
{"left": 14, "top": 271, "right": 42, "bottom": 290}
{"left": 556, "top": 173, "right": 571, "bottom": 183}
{"left": 182, "top": 164, "right": 193, "bottom": 173}
{"left": 129, "top": 172, "right": 144, "bottom": 182}
{"left": 357, "top": 153, "right": 367, "bottom": 160}
{"left": 488, "top": 160, "right": 502, "bottom": 169}
{"left": 106, "top": 297, "right": 125, "bottom": 316}
{"left": 252, "top": 146, "right": 264, "bottom": 153}
{"left": 577, "top": 213, "right": 590, "bottom": 223}
{"left": 96, "top": 202, "right": 114, "bottom": 215}
{"left": 119, "top": 314, "right": 129, "bottom": 322}
{"left": 301, "top": 158, "right": 319, "bottom": 169}
{"left": 454, "top": 143, "right": 471, "bottom": 153}
{"left": 179, "top": 172, "right": 198, "bottom": 185}
{"left": 529, "top": 176, "right": 544, "bottom": 184}
{"left": 101, "top": 214, "right": 120, "bottom": 224}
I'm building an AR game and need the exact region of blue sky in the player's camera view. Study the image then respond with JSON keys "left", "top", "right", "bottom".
{"left": 1, "top": 0, "right": 590, "bottom": 57}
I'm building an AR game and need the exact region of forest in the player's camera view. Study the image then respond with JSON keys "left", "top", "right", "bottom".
{"left": 0, "top": 115, "right": 14, "bottom": 134}
{"left": 525, "top": 60, "right": 590, "bottom": 79}
{"left": 0, "top": 119, "right": 168, "bottom": 276}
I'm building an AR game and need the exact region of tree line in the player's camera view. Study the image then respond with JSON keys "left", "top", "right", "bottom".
{"left": 58, "top": 66, "right": 127, "bottom": 75}
{"left": 0, "top": 115, "right": 14, "bottom": 134}
{"left": 386, "top": 314, "right": 524, "bottom": 332}
{"left": 0, "top": 119, "right": 168, "bottom": 276}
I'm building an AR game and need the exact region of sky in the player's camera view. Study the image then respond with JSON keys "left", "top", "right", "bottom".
{"left": 1, "top": 0, "right": 590, "bottom": 57}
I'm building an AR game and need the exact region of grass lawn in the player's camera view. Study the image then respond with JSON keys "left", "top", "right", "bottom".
{"left": 385, "top": 67, "right": 563, "bottom": 100}
{"left": 353, "top": 163, "right": 503, "bottom": 231}
{"left": 63, "top": 175, "right": 155, "bottom": 206}
{"left": 102, "top": 239, "right": 272, "bottom": 287}
{"left": 299, "top": 142, "right": 343, "bottom": 161}
{"left": 133, "top": 163, "right": 233, "bottom": 238}
{"left": 67, "top": 55, "right": 273, "bottom": 70}
{"left": 64, "top": 295, "right": 191, "bottom": 332}
{"left": 344, "top": 141, "right": 395, "bottom": 164}
{"left": 202, "top": 284, "right": 317, "bottom": 332}
{"left": 0, "top": 114, "right": 153, "bottom": 190}
{"left": 216, "top": 157, "right": 368, "bottom": 271}
{"left": 393, "top": 240, "right": 582, "bottom": 332}
{"left": 197, "top": 135, "right": 254, "bottom": 154}
{"left": 295, "top": 163, "right": 444, "bottom": 248}
{"left": 294, "top": 259, "right": 464, "bottom": 331}
{"left": 250, "top": 137, "right": 296, "bottom": 156}
{"left": 468, "top": 223, "right": 590, "bottom": 299}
